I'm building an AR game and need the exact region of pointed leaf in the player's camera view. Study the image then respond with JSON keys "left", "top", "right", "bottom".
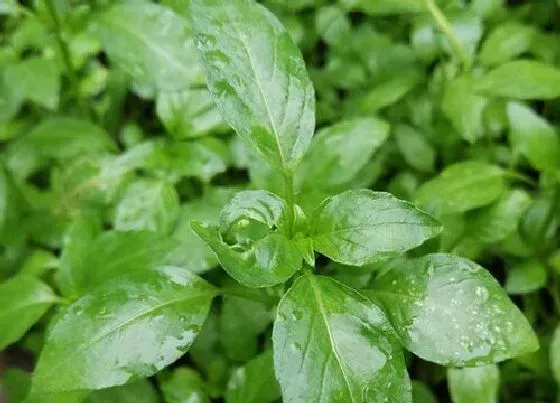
{"left": 159, "top": 368, "right": 210, "bottom": 403}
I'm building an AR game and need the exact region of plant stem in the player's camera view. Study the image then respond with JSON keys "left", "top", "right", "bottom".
{"left": 422, "top": 0, "right": 471, "bottom": 71}
{"left": 220, "top": 287, "right": 276, "bottom": 305}
{"left": 44, "top": 0, "right": 92, "bottom": 119}
{"left": 283, "top": 168, "right": 296, "bottom": 238}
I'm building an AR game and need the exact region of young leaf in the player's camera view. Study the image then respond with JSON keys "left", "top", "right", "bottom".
{"left": 479, "top": 22, "right": 537, "bottom": 67}
{"left": 415, "top": 162, "right": 506, "bottom": 215}
{"left": 86, "top": 379, "right": 158, "bottom": 403}
{"left": 295, "top": 117, "right": 389, "bottom": 190}
{"left": 0, "top": 276, "right": 59, "bottom": 350}
{"left": 310, "top": 190, "right": 442, "bottom": 266}
{"left": 505, "top": 260, "right": 547, "bottom": 295}
{"left": 475, "top": 60, "right": 560, "bottom": 100}
{"left": 273, "top": 273, "right": 412, "bottom": 402}
{"left": 93, "top": 3, "right": 202, "bottom": 91}
{"left": 447, "top": 365, "right": 500, "bottom": 403}
{"left": 114, "top": 179, "right": 180, "bottom": 234}
{"left": 394, "top": 124, "right": 436, "bottom": 173}
{"left": 411, "top": 380, "right": 437, "bottom": 403}
{"left": 191, "top": 0, "right": 315, "bottom": 169}
{"left": 32, "top": 266, "right": 216, "bottom": 392}
{"left": 159, "top": 368, "right": 210, "bottom": 403}
{"left": 369, "top": 254, "right": 539, "bottom": 366}
{"left": 551, "top": 325, "right": 560, "bottom": 385}
{"left": 226, "top": 350, "right": 281, "bottom": 403}
{"left": 507, "top": 102, "right": 560, "bottom": 175}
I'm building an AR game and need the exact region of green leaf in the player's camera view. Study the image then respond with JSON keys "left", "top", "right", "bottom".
{"left": 310, "top": 190, "right": 442, "bottom": 266}
{"left": 551, "top": 324, "right": 560, "bottom": 385}
{"left": 156, "top": 89, "right": 225, "bottom": 139}
{"left": 479, "top": 22, "right": 537, "bottom": 67}
{"left": 442, "top": 75, "right": 488, "bottom": 143}
{"left": 295, "top": 117, "right": 389, "bottom": 190}
{"left": 0, "top": 276, "right": 59, "bottom": 350}
{"left": 369, "top": 253, "right": 539, "bottom": 366}
{"left": 411, "top": 380, "right": 437, "bottom": 403}
{"left": 226, "top": 350, "right": 281, "bottom": 403}
{"left": 415, "top": 162, "right": 506, "bottom": 215}
{"left": 475, "top": 60, "right": 560, "bottom": 100}
{"left": 505, "top": 260, "right": 547, "bottom": 295}
{"left": 159, "top": 368, "right": 210, "bottom": 403}
{"left": 273, "top": 273, "right": 412, "bottom": 402}
{"left": 340, "top": 0, "right": 424, "bottom": 15}
{"left": 86, "top": 380, "right": 158, "bottom": 403}
{"left": 507, "top": 102, "right": 560, "bottom": 175}
{"left": 191, "top": 190, "right": 303, "bottom": 287}
{"left": 0, "top": 162, "right": 24, "bottom": 241}
{"left": 32, "top": 266, "right": 216, "bottom": 392}
{"left": 94, "top": 3, "right": 201, "bottom": 91}
{"left": 191, "top": 0, "right": 315, "bottom": 169}
{"left": 394, "top": 124, "right": 436, "bottom": 173}
{"left": 114, "top": 179, "right": 179, "bottom": 234}
{"left": 447, "top": 365, "right": 500, "bottom": 403}
{"left": 169, "top": 187, "right": 237, "bottom": 274}
{"left": 1, "top": 369, "right": 31, "bottom": 403}
{"left": 220, "top": 294, "right": 271, "bottom": 362}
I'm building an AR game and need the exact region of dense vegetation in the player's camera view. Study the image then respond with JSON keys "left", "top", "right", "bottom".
{"left": 1, "top": 0, "right": 560, "bottom": 402}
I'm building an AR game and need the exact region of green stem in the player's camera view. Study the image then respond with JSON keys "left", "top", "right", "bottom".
{"left": 44, "top": 0, "right": 92, "bottom": 119}
{"left": 422, "top": 0, "right": 471, "bottom": 71}
{"left": 283, "top": 169, "right": 296, "bottom": 238}
{"left": 219, "top": 287, "right": 276, "bottom": 305}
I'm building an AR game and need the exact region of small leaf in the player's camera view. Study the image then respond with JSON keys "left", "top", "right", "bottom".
{"left": 551, "top": 325, "right": 560, "bottom": 385}
{"left": 507, "top": 102, "right": 560, "bottom": 175}
{"left": 94, "top": 3, "right": 202, "bottom": 91}
{"left": 340, "top": 0, "right": 424, "bottom": 15}
{"left": 447, "top": 365, "right": 500, "bottom": 403}
{"left": 86, "top": 379, "right": 158, "bottom": 403}
{"left": 295, "top": 117, "right": 389, "bottom": 190}
{"left": 479, "top": 22, "right": 537, "bottom": 67}
{"left": 369, "top": 253, "right": 539, "bottom": 366}
{"left": 159, "top": 368, "right": 210, "bottom": 403}
{"left": 394, "top": 124, "right": 435, "bottom": 173}
{"left": 32, "top": 267, "right": 216, "bottom": 392}
{"left": 310, "top": 190, "right": 442, "bottom": 266}
{"left": 475, "top": 60, "right": 560, "bottom": 100}
{"left": 191, "top": 0, "right": 315, "bottom": 169}
{"left": 411, "top": 380, "right": 437, "bottom": 403}
{"left": 0, "top": 276, "right": 59, "bottom": 350}
{"left": 415, "top": 162, "right": 506, "bottom": 215}
{"left": 273, "top": 273, "right": 412, "bottom": 402}
{"left": 114, "top": 179, "right": 180, "bottom": 234}
{"left": 226, "top": 350, "right": 281, "bottom": 403}
{"left": 505, "top": 260, "right": 547, "bottom": 295}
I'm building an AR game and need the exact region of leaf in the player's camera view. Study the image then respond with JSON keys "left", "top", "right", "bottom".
{"left": 156, "top": 89, "right": 225, "bottom": 139}
{"left": 25, "top": 118, "right": 116, "bottom": 161}
{"left": 309, "top": 190, "right": 442, "bottom": 266}
{"left": 411, "top": 380, "right": 437, "bottom": 403}
{"left": 93, "top": 3, "right": 202, "bottom": 91}
{"left": 415, "top": 162, "right": 506, "bottom": 215}
{"left": 114, "top": 179, "right": 180, "bottom": 234}
{"left": 394, "top": 124, "right": 436, "bottom": 173}
{"left": 479, "top": 22, "right": 537, "bottom": 67}
{"left": 169, "top": 187, "right": 237, "bottom": 274}
{"left": 340, "top": 0, "right": 424, "bottom": 15}
{"left": 32, "top": 266, "right": 216, "bottom": 392}
{"left": 507, "top": 102, "right": 560, "bottom": 175}
{"left": 191, "top": 0, "right": 315, "bottom": 169}
{"left": 0, "top": 276, "right": 59, "bottom": 350}
{"left": 273, "top": 273, "right": 412, "bottom": 402}
{"left": 1, "top": 369, "right": 31, "bottom": 403}
{"left": 447, "top": 365, "right": 500, "bottom": 403}
{"left": 159, "top": 368, "right": 210, "bottom": 403}
{"left": 551, "top": 325, "right": 560, "bottom": 385}
{"left": 505, "top": 260, "right": 547, "bottom": 295}
{"left": 475, "top": 60, "right": 560, "bottom": 100}
{"left": 295, "top": 117, "right": 389, "bottom": 190}
{"left": 369, "top": 253, "right": 539, "bottom": 366}
{"left": 226, "top": 350, "right": 281, "bottom": 403}
{"left": 86, "top": 380, "right": 158, "bottom": 403}
{"left": 442, "top": 75, "right": 488, "bottom": 143}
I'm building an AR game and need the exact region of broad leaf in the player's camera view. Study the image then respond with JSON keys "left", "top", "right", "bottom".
{"left": 479, "top": 22, "right": 537, "bottom": 67}
{"left": 273, "top": 273, "right": 412, "bottom": 402}
{"left": 415, "top": 162, "right": 506, "bottom": 215}
{"left": 94, "top": 3, "right": 201, "bottom": 91}
{"left": 505, "top": 260, "right": 547, "bottom": 295}
{"left": 226, "top": 350, "right": 281, "bottom": 403}
{"left": 86, "top": 380, "right": 158, "bottom": 403}
{"left": 295, "top": 117, "right": 389, "bottom": 190}
{"left": 369, "top": 254, "right": 539, "bottom": 366}
{"left": 447, "top": 365, "right": 500, "bottom": 403}
{"left": 310, "top": 190, "right": 442, "bottom": 266}
{"left": 159, "top": 368, "right": 210, "bottom": 403}
{"left": 191, "top": 0, "right": 315, "bottom": 169}
{"left": 394, "top": 124, "right": 435, "bottom": 173}
{"left": 0, "top": 276, "right": 59, "bottom": 350}
{"left": 475, "top": 60, "right": 560, "bottom": 100}
{"left": 32, "top": 266, "right": 216, "bottom": 392}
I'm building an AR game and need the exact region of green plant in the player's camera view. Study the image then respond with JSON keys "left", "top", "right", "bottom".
{"left": 1, "top": 0, "right": 560, "bottom": 402}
